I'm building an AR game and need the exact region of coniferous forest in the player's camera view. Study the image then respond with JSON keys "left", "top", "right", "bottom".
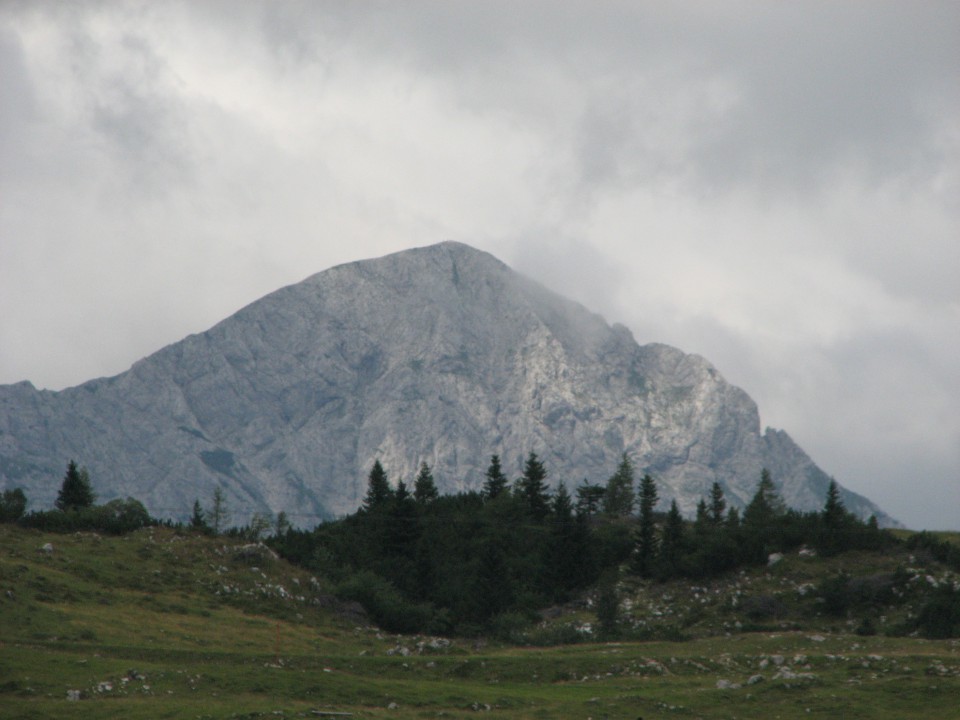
{"left": 3, "top": 455, "right": 959, "bottom": 640}
{"left": 267, "top": 453, "right": 948, "bottom": 637}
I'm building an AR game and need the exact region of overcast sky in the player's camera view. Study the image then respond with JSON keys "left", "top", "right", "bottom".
{"left": 1, "top": 2, "right": 957, "bottom": 530}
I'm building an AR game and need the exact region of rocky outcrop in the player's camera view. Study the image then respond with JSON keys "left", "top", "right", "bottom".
{"left": 0, "top": 242, "right": 895, "bottom": 525}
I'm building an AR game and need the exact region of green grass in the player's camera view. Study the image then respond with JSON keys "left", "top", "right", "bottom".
{"left": 2, "top": 525, "right": 958, "bottom": 719}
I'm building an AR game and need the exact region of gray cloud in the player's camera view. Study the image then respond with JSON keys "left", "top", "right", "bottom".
{"left": 0, "top": 1, "right": 957, "bottom": 529}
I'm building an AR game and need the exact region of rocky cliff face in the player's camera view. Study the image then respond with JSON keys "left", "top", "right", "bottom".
{"left": 0, "top": 242, "right": 895, "bottom": 525}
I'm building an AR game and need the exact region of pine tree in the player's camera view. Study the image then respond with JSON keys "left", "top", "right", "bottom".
{"left": 822, "top": 479, "right": 847, "bottom": 529}
{"left": 817, "top": 478, "right": 851, "bottom": 557}
{"left": 659, "top": 499, "right": 685, "bottom": 577}
{"left": 55, "top": 460, "right": 95, "bottom": 511}
{"left": 631, "top": 473, "right": 659, "bottom": 577}
{"left": 482, "top": 455, "right": 508, "bottom": 500}
{"left": 709, "top": 482, "right": 726, "bottom": 524}
{"left": 518, "top": 452, "right": 551, "bottom": 521}
{"left": 603, "top": 452, "right": 636, "bottom": 517}
{"left": 744, "top": 468, "right": 784, "bottom": 528}
{"left": 553, "top": 480, "right": 574, "bottom": 522}
{"left": 190, "top": 499, "right": 208, "bottom": 530}
{"left": 575, "top": 480, "right": 605, "bottom": 517}
{"left": 413, "top": 462, "right": 439, "bottom": 504}
{"left": 362, "top": 460, "right": 393, "bottom": 511}
{"left": 742, "top": 469, "right": 784, "bottom": 562}
{"left": 694, "top": 498, "right": 710, "bottom": 536}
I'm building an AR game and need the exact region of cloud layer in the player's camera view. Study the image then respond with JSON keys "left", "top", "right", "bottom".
{"left": 1, "top": 2, "right": 957, "bottom": 529}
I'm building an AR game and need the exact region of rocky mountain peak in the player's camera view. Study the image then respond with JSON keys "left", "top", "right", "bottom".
{"left": 0, "top": 242, "right": 896, "bottom": 526}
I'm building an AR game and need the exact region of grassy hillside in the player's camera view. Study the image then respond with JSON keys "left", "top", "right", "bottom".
{"left": 1, "top": 524, "right": 958, "bottom": 719}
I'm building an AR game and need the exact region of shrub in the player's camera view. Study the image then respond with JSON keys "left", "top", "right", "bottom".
{"left": 335, "top": 570, "right": 435, "bottom": 634}
{"left": 914, "top": 585, "right": 960, "bottom": 639}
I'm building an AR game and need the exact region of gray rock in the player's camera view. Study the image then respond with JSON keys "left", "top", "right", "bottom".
{"left": 0, "top": 242, "right": 895, "bottom": 526}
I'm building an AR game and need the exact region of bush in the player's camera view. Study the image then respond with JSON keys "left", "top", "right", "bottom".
{"left": 818, "top": 571, "right": 852, "bottom": 617}
{"left": 915, "top": 585, "right": 960, "bottom": 639}
{"left": 20, "top": 498, "right": 152, "bottom": 535}
{"left": 855, "top": 616, "right": 877, "bottom": 636}
{"left": 335, "top": 570, "right": 435, "bottom": 634}
{"left": 741, "top": 594, "right": 785, "bottom": 621}
{"left": 0, "top": 488, "right": 27, "bottom": 522}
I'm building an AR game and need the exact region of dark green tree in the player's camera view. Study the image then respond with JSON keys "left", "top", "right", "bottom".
{"left": 190, "top": 499, "right": 208, "bottom": 530}
{"left": 0, "top": 488, "right": 27, "bottom": 522}
{"left": 413, "top": 462, "right": 439, "bottom": 504}
{"left": 481, "top": 455, "right": 508, "bottom": 500}
{"left": 517, "top": 452, "right": 551, "bottom": 521}
{"left": 817, "top": 478, "right": 853, "bottom": 556}
{"left": 362, "top": 460, "right": 393, "bottom": 511}
{"left": 603, "top": 452, "right": 635, "bottom": 517}
{"left": 709, "top": 482, "right": 726, "bottom": 524}
{"left": 595, "top": 569, "right": 621, "bottom": 639}
{"left": 545, "top": 481, "right": 591, "bottom": 596}
{"left": 575, "top": 480, "right": 605, "bottom": 517}
{"left": 388, "top": 480, "right": 419, "bottom": 565}
{"left": 658, "top": 499, "right": 685, "bottom": 577}
{"left": 822, "top": 479, "right": 847, "bottom": 529}
{"left": 631, "top": 473, "right": 659, "bottom": 577}
{"left": 475, "top": 535, "right": 513, "bottom": 622}
{"left": 742, "top": 469, "right": 785, "bottom": 562}
{"left": 55, "top": 460, "right": 95, "bottom": 511}
{"left": 744, "top": 468, "right": 784, "bottom": 525}
{"left": 693, "top": 498, "right": 710, "bottom": 537}
{"left": 726, "top": 505, "right": 741, "bottom": 528}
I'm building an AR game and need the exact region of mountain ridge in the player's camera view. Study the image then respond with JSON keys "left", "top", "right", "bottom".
{"left": 0, "top": 241, "right": 897, "bottom": 526}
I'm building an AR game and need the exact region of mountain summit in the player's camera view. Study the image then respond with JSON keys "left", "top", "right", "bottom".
{"left": 0, "top": 242, "right": 894, "bottom": 525}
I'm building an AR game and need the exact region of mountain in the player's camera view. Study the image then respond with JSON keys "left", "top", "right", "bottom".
{"left": 0, "top": 241, "right": 895, "bottom": 526}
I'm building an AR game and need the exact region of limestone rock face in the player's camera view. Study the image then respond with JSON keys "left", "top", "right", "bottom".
{"left": 0, "top": 242, "right": 895, "bottom": 525}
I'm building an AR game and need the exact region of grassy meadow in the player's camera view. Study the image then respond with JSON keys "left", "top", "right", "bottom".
{"left": 1, "top": 524, "right": 958, "bottom": 719}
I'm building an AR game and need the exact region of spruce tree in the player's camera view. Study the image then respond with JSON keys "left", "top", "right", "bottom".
{"left": 190, "top": 499, "right": 208, "bottom": 530}
{"left": 413, "top": 462, "right": 439, "bottom": 504}
{"left": 575, "top": 481, "right": 605, "bottom": 517}
{"left": 744, "top": 468, "right": 785, "bottom": 525}
{"left": 742, "top": 469, "right": 784, "bottom": 562}
{"left": 55, "top": 460, "right": 95, "bottom": 511}
{"left": 818, "top": 478, "right": 851, "bottom": 556}
{"left": 709, "top": 482, "right": 726, "bottom": 524}
{"left": 518, "top": 452, "right": 551, "bottom": 521}
{"left": 482, "top": 455, "right": 508, "bottom": 500}
{"left": 362, "top": 460, "right": 393, "bottom": 511}
{"left": 659, "top": 499, "right": 685, "bottom": 577}
{"left": 822, "top": 479, "right": 847, "bottom": 529}
{"left": 694, "top": 498, "right": 710, "bottom": 536}
{"left": 631, "top": 473, "right": 659, "bottom": 577}
{"left": 603, "top": 452, "right": 636, "bottom": 517}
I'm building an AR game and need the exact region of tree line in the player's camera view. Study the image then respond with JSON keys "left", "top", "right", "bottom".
{"left": 269, "top": 452, "right": 894, "bottom": 635}
{"left": 3, "top": 455, "right": 957, "bottom": 640}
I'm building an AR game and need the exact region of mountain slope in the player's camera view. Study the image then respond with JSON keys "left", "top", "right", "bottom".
{"left": 0, "top": 241, "right": 894, "bottom": 525}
